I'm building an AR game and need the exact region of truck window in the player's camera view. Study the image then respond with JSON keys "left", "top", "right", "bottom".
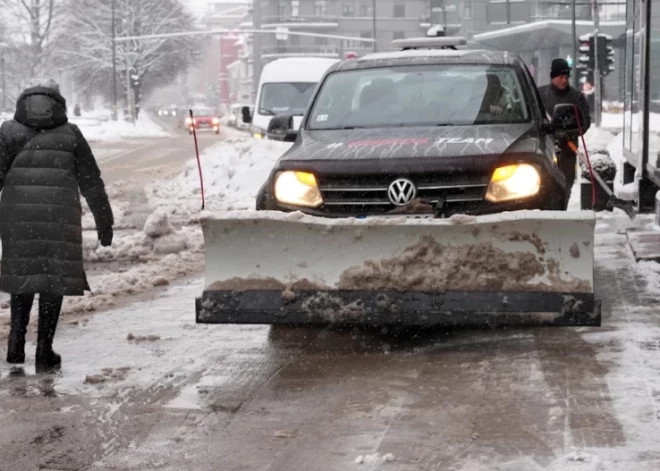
{"left": 259, "top": 82, "right": 317, "bottom": 116}
{"left": 307, "top": 64, "right": 531, "bottom": 130}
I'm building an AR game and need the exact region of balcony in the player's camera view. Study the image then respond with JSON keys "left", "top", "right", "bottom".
{"left": 261, "top": 15, "right": 340, "bottom": 29}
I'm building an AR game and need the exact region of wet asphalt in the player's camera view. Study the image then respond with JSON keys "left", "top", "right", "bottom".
{"left": 2, "top": 215, "right": 660, "bottom": 470}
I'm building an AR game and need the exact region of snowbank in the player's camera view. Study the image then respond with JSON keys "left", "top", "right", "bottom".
{"left": 70, "top": 111, "right": 170, "bottom": 142}
{"left": 147, "top": 136, "right": 293, "bottom": 217}
{"left": 602, "top": 111, "right": 660, "bottom": 133}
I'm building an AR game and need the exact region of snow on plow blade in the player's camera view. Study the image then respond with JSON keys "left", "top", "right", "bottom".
{"left": 196, "top": 210, "right": 600, "bottom": 327}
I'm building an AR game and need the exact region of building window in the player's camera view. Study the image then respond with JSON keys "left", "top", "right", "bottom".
{"left": 342, "top": 3, "right": 355, "bottom": 17}
{"left": 315, "top": 37, "right": 328, "bottom": 45}
{"left": 360, "top": 31, "right": 372, "bottom": 39}
{"left": 360, "top": 3, "right": 369, "bottom": 16}
{"left": 487, "top": 1, "right": 508, "bottom": 23}
{"left": 464, "top": 0, "right": 473, "bottom": 18}
{"left": 509, "top": 0, "right": 529, "bottom": 22}
{"left": 393, "top": 31, "right": 405, "bottom": 40}
{"left": 291, "top": 0, "right": 299, "bottom": 17}
{"left": 278, "top": 3, "right": 289, "bottom": 18}
{"left": 315, "top": 0, "right": 327, "bottom": 16}
{"left": 394, "top": 4, "right": 405, "bottom": 18}
{"left": 486, "top": 0, "right": 529, "bottom": 24}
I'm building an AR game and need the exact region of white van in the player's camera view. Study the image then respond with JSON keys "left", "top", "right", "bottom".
{"left": 243, "top": 57, "right": 340, "bottom": 139}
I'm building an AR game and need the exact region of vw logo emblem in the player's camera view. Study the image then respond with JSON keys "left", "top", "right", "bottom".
{"left": 387, "top": 178, "right": 417, "bottom": 206}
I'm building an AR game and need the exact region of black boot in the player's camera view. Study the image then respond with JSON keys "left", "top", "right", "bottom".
{"left": 35, "top": 294, "right": 63, "bottom": 373}
{"left": 6, "top": 294, "right": 34, "bottom": 364}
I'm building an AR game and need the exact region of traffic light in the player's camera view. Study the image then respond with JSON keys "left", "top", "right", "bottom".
{"left": 577, "top": 34, "right": 594, "bottom": 72}
{"left": 597, "top": 34, "right": 615, "bottom": 76}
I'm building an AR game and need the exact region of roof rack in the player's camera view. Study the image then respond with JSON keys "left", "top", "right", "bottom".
{"left": 392, "top": 36, "right": 468, "bottom": 51}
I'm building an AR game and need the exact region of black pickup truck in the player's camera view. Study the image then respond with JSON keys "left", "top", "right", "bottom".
{"left": 254, "top": 38, "right": 584, "bottom": 218}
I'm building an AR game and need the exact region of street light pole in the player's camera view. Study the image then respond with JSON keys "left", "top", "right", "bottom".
{"left": 592, "top": 0, "right": 601, "bottom": 127}
{"left": 111, "top": 0, "right": 118, "bottom": 120}
{"left": 372, "top": 0, "right": 377, "bottom": 52}
{"left": 572, "top": 0, "right": 579, "bottom": 89}
{"left": 1, "top": 54, "right": 5, "bottom": 112}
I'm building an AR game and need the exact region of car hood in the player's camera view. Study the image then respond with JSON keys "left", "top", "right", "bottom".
{"left": 281, "top": 123, "right": 540, "bottom": 162}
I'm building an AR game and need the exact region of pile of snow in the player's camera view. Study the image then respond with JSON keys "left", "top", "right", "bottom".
{"left": 354, "top": 453, "right": 396, "bottom": 465}
{"left": 579, "top": 128, "right": 618, "bottom": 181}
{"left": 70, "top": 111, "right": 170, "bottom": 142}
{"left": 147, "top": 136, "right": 293, "bottom": 217}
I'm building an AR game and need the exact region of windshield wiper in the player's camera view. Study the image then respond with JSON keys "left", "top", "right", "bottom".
{"left": 259, "top": 109, "right": 277, "bottom": 116}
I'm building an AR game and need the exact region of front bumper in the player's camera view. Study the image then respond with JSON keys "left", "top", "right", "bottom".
{"left": 196, "top": 289, "right": 600, "bottom": 327}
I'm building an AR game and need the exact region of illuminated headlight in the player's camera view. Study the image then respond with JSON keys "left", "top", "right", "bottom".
{"left": 485, "top": 164, "right": 541, "bottom": 203}
{"left": 274, "top": 171, "right": 323, "bottom": 208}
{"left": 212, "top": 117, "right": 220, "bottom": 125}
{"left": 253, "top": 132, "right": 264, "bottom": 139}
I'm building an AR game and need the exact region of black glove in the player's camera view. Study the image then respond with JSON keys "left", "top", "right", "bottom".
{"left": 98, "top": 226, "right": 113, "bottom": 247}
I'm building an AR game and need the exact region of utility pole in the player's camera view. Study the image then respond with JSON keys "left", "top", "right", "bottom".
{"left": 572, "top": 0, "right": 579, "bottom": 89}
{"left": 252, "top": 0, "right": 262, "bottom": 97}
{"left": 592, "top": 0, "right": 601, "bottom": 127}
{"left": 0, "top": 51, "right": 5, "bottom": 112}
{"left": 372, "top": 0, "right": 377, "bottom": 52}
{"left": 111, "top": 0, "right": 118, "bottom": 120}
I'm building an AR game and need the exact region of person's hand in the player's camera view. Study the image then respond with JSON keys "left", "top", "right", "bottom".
{"left": 98, "top": 226, "right": 113, "bottom": 247}
{"left": 489, "top": 105, "right": 504, "bottom": 115}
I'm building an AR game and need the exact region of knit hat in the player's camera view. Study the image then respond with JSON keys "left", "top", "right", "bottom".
{"left": 550, "top": 59, "right": 571, "bottom": 78}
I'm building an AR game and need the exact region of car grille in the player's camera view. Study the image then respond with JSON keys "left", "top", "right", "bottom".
{"left": 317, "top": 172, "right": 490, "bottom": 213}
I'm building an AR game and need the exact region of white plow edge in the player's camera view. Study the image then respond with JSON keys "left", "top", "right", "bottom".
{"left": 200, "top": 210, "right": 596, "bottom": 293}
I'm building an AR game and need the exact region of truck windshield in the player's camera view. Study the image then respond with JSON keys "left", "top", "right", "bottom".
{"left": 307, "top": 64, "right": 530, "bottom": 130}
{"left": 259, "top": 82, "right": 317, "bottom": 116}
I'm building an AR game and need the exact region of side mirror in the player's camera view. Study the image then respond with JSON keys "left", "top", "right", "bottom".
{"left": 267, "top": 114, "right": 298, "bottom": 142}
{"left": 241, "top": 106, "right": 252, "bottom": 124}
{"left": 550, "top": 103, "right": 584, "bottom": 133}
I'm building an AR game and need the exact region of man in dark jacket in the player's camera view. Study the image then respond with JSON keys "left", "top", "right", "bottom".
{"left": 0, "top": 78, "right": 114, "bottom": 372}
{"left": 538, "top": 58, "right": 592, "bottom": 207}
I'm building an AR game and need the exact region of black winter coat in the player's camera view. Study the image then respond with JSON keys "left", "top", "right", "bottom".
{"left": 537, "top": 83, "right": 592, "bottom": 141}
{"left": 0, "top": 86, "right": 114, "bottom": 296}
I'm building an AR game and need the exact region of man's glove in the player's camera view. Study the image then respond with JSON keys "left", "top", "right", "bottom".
{"left": 98, "top": 226, "right": 113, "bottom": 247}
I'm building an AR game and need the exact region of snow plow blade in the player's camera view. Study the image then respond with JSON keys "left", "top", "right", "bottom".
{"left": 196, "top": 210, "right": 600, "bottom": 327}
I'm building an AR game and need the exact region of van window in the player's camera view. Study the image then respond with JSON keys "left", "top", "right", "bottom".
{"left": 308, "top": 64, "right": 531, "bottom": 129}
{"left": 258, "top": 82, "right": 317, "bottom": 116}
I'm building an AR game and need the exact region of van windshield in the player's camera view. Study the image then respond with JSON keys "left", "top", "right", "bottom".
{"left": 307, "top": 64, "right": 531, "bottom": 130}
{"left": 259, "top": 82, "right": 317, "bottom": 116}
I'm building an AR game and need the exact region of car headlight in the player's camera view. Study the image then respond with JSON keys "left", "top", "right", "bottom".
{"left": 485, "top": 164, "right": 541, "bottom": 203}
{"left": 274, "top": 171, "right": 323, "bottom": 208}
{"left": 212, "top": 117, "right": 220, "bottom": 125}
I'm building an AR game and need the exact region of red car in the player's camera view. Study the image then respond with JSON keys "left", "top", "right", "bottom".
{"left": 185, "top": 107, "right": 220, "bottom": 134}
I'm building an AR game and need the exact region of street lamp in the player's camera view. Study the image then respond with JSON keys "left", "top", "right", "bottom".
{"left": 0, "top": 42, "right": 8, "bottom": 112}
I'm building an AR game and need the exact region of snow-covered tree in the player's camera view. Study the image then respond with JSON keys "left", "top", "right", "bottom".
{"left": 0, "top": 0, "right": 64, "bottom": 101}
{"left": 59, "top": 0, "right": 200, "bottom": 116}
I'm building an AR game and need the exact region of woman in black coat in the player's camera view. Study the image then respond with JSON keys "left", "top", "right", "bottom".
{"left": 0, "top": 78, "right": 114, "bottom": 372}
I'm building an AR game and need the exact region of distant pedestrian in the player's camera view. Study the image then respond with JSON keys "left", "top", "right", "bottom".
{"left": 538, "top": 59, "right": 592, "bottom": 207}
{"left": 74, "top": 103, "right": 81, "bottom": 116}
{"left": 0, "top": 78, "right": 114, "bottom": 372}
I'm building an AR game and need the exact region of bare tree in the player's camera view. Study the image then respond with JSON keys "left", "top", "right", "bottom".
{"left": 59, "top": 0, "right": 199, "bottom": 115}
